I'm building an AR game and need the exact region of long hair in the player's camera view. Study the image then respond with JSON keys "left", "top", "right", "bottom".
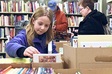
{"left": 25, "top": 6, "right": 54, "bottom": 46}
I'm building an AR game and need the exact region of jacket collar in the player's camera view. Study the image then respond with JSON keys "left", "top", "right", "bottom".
{"left": 33, "top": 33, "right": 46, "bottom": 43}
{"left": 83, "top": 10, "right": 97, "bottom": 22}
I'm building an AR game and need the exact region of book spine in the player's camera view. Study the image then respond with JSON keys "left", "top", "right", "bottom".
{"left": 0, "top": 66, "right": 12, "bottom": 74}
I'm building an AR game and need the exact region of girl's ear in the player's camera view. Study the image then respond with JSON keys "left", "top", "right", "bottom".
{"left": 86, "top": 6, "right": 91, "bottom": 10}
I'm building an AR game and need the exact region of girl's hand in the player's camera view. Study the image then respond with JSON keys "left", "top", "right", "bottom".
{"left": 23, "top": 46, "right": 40, "bottom": 58}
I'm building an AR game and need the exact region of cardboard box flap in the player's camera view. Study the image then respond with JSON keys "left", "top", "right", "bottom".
{"left": 63, "top": 44, "right": 77, "bottom": 69}
{"left": 32, "top": 62, "right": 63, "bottom": 69}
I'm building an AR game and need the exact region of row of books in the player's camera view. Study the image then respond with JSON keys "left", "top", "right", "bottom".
{"left": 63, "top": 1, "right": 80, "bottom": 14}
{"left": 68, "top": 16, "right": 83, "bottom": 27}
{"left": 63, "top": 1, "right": 100, "bottom": 14}
{"left": 0, "top": 57, "right": 62, "bottom": 73}
{"left": 0, "top": 27, "right": 15, "bottom": 52}
{"left": 0, "top": 28, "right": 15, "bottom": 39}
{"left": 0, "top": 0, "right": 79, "bottom": 14}
{"left": 107, "top": 3, "right": 112, "bottom": 15}
{"left": 0, "top": 66, "right": 58, "bottom": 74}
{"left": 67, "top": 27, "right": 78, "bottom": 33}
{"left": 0, "top": 15, "right": 30, "bottom": 26}
{"left": 0, "top": 0, "right": 41, "bottom": 12}
{"left": 0, "top": 0, "right": 101, "bottom": 13}
{"left": 0, "top": 14, "right": 83, "bottom": 27}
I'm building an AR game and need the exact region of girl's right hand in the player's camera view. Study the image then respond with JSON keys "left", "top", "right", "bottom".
{"left": 23, "top": 46, "right": 40, "bottom": 58}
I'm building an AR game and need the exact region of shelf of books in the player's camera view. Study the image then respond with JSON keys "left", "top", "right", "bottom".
{"left": 107, "top": 0, "right": 112, "bottom": 16}
{"left": 106, "top": 0, "right": 112, "bottom": 30}
{"left": 62, "top": 1, "right": 83, "bottom": 33}
{"left": 0, "top": 0, "right": 47, "bottom": 53}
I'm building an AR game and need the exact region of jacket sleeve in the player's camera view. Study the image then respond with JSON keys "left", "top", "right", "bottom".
{"left": 101, "top": 14, "right": 108, "bottom": 26}
{"left": 56, "top": 12, "right": 68, "bottom": 32}
{"left": 52, "top": 41, "right": 58, "bottom": 53}
{"left": 5, "top": 33, "right": 27, "bottom": 57}
{"left": 78, "top": 18, "right": 104, "bottom": 34}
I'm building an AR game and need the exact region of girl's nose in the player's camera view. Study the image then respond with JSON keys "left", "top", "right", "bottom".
{"left": 41, "top": 25, "right": 45, "bottom": 29}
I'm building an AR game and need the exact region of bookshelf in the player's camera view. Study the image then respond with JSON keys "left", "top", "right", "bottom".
{"left": 98, "top": 0, "right": 106, "bottom": 14}
{"left": 107, "top": 0, "right": 112, "bottom": 31}
{"left": 63, "top": 0, "right": 106, "bottom": 33}
{"left": 0, "top": 0, "right": 46, "bottom": 53}
{"left": 62, "top": 0, "right": 83, "bottom": 33}
{"left": 107, "top": 0, "right": 112, "bottom": 16}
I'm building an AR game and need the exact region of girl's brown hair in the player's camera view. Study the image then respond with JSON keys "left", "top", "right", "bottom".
{"left": 25, "top": 6, "right": 54, "bottom": 46}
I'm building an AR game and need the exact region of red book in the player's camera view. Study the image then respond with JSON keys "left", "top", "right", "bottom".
{"left": 12, "top": 1, "right": 16, "bottom": 12}
{"left": 0, "top": 66, "right": 12, "bottom": 74}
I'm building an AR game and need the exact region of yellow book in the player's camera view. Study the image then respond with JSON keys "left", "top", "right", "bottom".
{"left": 0, "top": 58, "right": 31, "bottom": 64}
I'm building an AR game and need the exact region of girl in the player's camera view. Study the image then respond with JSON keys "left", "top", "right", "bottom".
{"left": 5, "top": 6, "right": 57, "bottom": 58}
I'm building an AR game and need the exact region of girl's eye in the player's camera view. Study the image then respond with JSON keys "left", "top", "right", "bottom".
{"left": 45, "top": 24, "right": 50, "bottom": 28}
{"left": 38, "top": 22, "right": 43, "bottom": 26}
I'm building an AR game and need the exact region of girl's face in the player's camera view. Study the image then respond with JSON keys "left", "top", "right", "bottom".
{"left": 79, "top": 5, "right": 90, "bottom": 17}
{"left": 33, "top": 16, "right": 51, "bottom": 35}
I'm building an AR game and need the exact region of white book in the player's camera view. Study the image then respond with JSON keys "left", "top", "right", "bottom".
{"left": 16, "top": 2, "right": 18, "bottom": 12}
{"left": 1, "top": 1, "right": 4, "bottom": 12}
{"left": 35, "top": 1, "right": 39, "bottom": 9}
{"left": 2, "top": 40, "right": 5, "bottom": 52}
{"left": 4, "top": 15, "right": 8, "bottom": 26}
{"left": 63, "top": 1, "right": 69, "bottom": 14}
{"left": 109, "top": 18, "right": 112, "bottom": 28}
{"left": 22, "top": 0, "right": 24, "bottom": 12}
{"left": 0, "top": 17, "right": 1, "bottom": 26}
{"left": 24, "top": 14, "right": 28, "bottom": 21}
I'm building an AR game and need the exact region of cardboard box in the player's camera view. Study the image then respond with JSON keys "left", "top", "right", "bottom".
{"left": 77, "top": 47, "right": 112, "bottom": 69}
{"left": 63, "top": 44, "right": 112, "bottom": 69}
{"left": 80, "top": 68, "right": 112, "bottom": 74}
{"left": 54, "top": 42, "right": 70, "bottom": 52}
{"left": 78, "top": 63, "right": 112, "bottom": 69}
{"left": 55, "top": 68, "right": 112, "bottom": 74}
{"left": 0, "top": 63, "right": 31, "bottom": 69}
{"left": 54, "top": 69, "right": 76, "bottom": 74}
{"left": 63, "top": 44, "right": 77, "bottom": 69}
{"left": 32, "top": 62, "right": 63, "bottom": 69}
{"left": 78, "top": 35, "right": 112, "bottom": 47}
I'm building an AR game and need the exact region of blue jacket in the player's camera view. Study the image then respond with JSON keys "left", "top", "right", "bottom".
{"left": 5, "top": 30, "right": 57, "bottom": 57}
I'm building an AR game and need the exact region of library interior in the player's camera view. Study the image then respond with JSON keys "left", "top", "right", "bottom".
{"left": 0, "top": 0, "right": 112, "bottom": 73}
